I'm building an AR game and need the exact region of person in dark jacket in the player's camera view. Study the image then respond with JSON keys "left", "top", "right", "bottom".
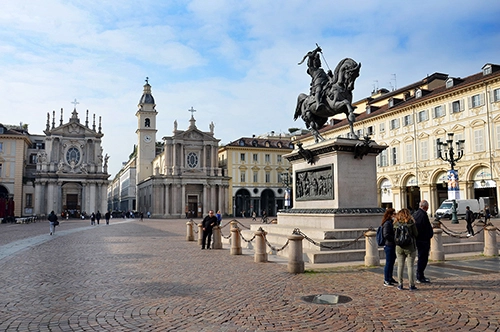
{"left": 465, "top": 206, "right": 474, "bottom": 237}
{"left": 381, "top": 208, "right": 397, "bottom": 286}
{"left": 201, "top": 210, "right": 218, "bottom": 250}
{"left": 412, "top": 200, "right": 434, "bottom": 283}
{"left": 48, "top": 211, "right": 58, "bottom": 235}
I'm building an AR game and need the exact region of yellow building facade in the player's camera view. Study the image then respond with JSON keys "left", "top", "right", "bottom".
{"left": 299, "top": 63, "right": 500, "bottom": 215}
{"left": 218, "top": 134, "right": 294, "bottom": 217}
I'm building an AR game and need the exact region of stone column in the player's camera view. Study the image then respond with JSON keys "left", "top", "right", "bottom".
{"left": 164, "top": 184, "right": 170, "bottom": 216}
{"left": 211, "top": 185, "right": 216, "bottom": 212}
{"left": 212, "top": 226, "right": 222, "bottom": 249}
{"left": 484, "top": 225, "right": 499, "bottom": 256}
{"left": 89, "top": 182, "right": 96, "bottom": 213}
{"left": 181, "top": 185, "right": 186, "bottom": 217}
{"left": 203, "top": 185, "right": 208, "bottom": 215}
{"left": 364, "top": 230, "right": 380, "bottom": 266}
{"left": 47, "top": 181, "right": 55, "bottom": 213}
{"left": 101, "top": 183, "right": 107, "bottom": 213}
{"left": 186, "top": 220, "right": 194, "bottom": 241}
{"left": 230, "top": 223, "right": 242, "bottom": 255}
{"left": 34, "top": 181, "right": 43, "bottom": 215}
{"left": 218, "top": 185, "right": 223, "bottom": 214}
{"left": 287, "top": 234, "right": 304, "bottom": 273}
{"left": 254, "top": 228, "right": 268, "bottom": 263}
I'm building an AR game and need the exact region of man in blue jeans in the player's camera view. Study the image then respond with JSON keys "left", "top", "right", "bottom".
{"left": 412, "top": 200, "right": 434, "bottom": 283}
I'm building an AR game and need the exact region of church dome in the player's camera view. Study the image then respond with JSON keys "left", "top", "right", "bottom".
{"left": 139, "top": 80, "right": 155, "bottom": 105}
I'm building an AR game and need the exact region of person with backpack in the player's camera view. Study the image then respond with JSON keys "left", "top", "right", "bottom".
{"left": 381, "top": 208, "right": 397, "bottom": 286}
{"left": 394, "top": 208, "right": 419, "bottom": 291}
{"left": 413, "top": 200, "right": 434, "bottom": 283}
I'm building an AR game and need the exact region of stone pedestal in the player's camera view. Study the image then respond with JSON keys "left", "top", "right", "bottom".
{"left": 279, "top": 137, "right": 386, "bottom": 229}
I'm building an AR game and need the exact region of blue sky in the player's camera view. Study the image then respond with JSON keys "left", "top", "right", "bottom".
{"left": 1, "top": 0, "right": 500, "bottom": 177}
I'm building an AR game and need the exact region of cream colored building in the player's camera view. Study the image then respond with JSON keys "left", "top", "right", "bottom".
{"left": 299, "top": 63, "right": 500, "bottom": 215}
{"left": 218, "top": 134, "right": 294, "bottom": 217}
{"left": 0, "top": 124, "right": 42, "bottom": 218}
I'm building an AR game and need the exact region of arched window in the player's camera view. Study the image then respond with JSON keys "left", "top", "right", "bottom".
{"left": 145, "top": 118, "right": 151, "bottom": 127}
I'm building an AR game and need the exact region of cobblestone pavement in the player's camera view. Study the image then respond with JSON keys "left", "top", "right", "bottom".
{"left": 1, "top": 218, "right": 499, "bottom": 331}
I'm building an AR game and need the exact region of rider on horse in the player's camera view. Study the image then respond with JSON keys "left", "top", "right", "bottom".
{"left": 298, "top": 46, "right": 332, "bottom": 112}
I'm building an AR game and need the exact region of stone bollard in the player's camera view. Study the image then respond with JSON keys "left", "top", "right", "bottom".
{"left": 186, "top": 220, "right": 194, "bottom": 241}
{"left": 230, "top": 225, "right": 242, "bottom": 255}
{"left": 430, "top": 228, "right": 445, "bottom": 261}
{"left": 364, "top": 230, "right": 380, "bottom": 266}
{"left": 484, "top": 225, "right": 499, "bottom": 256}
{"left": 287, "top": 234, "right": 304, "bottom": 273}
{"left": 212, "top": 226, "right": 222, "bottom": 249}
{"left": 198, "top": 223, "right": 203, "bottom": 245}
{"left": 254, "top": 227, "right": 268, "bottom": 263}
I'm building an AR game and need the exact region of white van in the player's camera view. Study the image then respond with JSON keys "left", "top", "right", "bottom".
{"left": 435, "top": 199, "right": 483, "bottom": 219}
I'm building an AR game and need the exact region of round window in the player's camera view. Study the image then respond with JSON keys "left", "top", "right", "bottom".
{"left": 187, "top": 152, "right": 198, "bottom": 168}
{"left": 66, "top": 147, "right": 81, "bottom": 164}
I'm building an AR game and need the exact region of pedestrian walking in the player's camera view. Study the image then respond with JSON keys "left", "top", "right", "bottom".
{"left": 140, "top": 212, "right": 144, "bottom": 221}
{"left": 412, "top": 200, "right": 433, "bottom": 283}
{"left": 484, "top": 205, "right": 491, "bottom": 223}
{"left": 48, "top": 210, "right": 58, "bottom": 235}
{"left": 394, "top": 208, "right": 418, "bottom": 291}
{"left": 465, "top": 206, "right": 475, "bottom": 237}
{"left": 201, "top": 210, "right": 218, "bottom": 250}
{"left": 96, "top": 211, "right": 101, "bottom": 225}
{"left": 90, "top": 212, "right": 96, "bottom": 226}
{"left": 381, "top": 208, "right": 397, "bottom": 286}
{"left": 252, "top": 211, "right": 257, "bottom": 221}
{"left": 147, "top": 211, "right": 151, "bottom": 219}
{"left": 105, "top": 211, "right": 111, "bottom": 225}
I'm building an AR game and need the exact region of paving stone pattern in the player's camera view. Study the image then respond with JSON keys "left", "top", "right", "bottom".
{"left": 0, "top": 218, "right": 499, "bottom": 331}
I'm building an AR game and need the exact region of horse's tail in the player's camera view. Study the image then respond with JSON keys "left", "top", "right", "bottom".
{"left": 294, "top": 93, "right": 307, "bottom": 120}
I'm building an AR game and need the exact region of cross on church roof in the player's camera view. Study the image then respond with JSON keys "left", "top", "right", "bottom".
{"left": 71, "top": 98, "right": 79, "bottom": 108}
{"left": 188, "top": 107, "right": 196, "bottom": 117}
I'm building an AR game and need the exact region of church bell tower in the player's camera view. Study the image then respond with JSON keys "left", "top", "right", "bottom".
{"left": 136, "top": 78, "right": 158, "bottom": 184}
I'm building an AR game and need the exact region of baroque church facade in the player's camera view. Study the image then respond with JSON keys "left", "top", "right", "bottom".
{"left": 34, "top": 107, "right": 110, "bottom": 216}
{"left": 110, "top": 81, "right": 230, "bottom": 218}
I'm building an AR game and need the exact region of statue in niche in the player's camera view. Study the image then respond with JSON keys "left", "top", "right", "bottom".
{"left": 80, "top": 162, "right": 88, "bottom": 174}
{"left": 57, "top": 159, "right": 65, "bottom": 172}
{"left": 294, "top": 45, "right": 361, "bottom": 142}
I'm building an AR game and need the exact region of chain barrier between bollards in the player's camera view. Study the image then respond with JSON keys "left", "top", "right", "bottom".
{"left": 238, "top": 229, "right": 256, "bottom": 243}
{"left": 438, "top": 220, "right": 485, "bottom": 238}
{"left": 292, "top": 227, "right": 368, "bottom": 250}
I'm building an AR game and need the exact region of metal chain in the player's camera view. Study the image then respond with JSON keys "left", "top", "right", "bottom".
{"left": 238, "top": 229, "right": 256, "bottom": 243}
{"left": 439, "top": 220, "right": 485, "bottom": 238}
{"left": 265, "top": 238, "right": 290, "bottom": 252}
{"left": 292, "top": 227, "right": 367, "bottom": 250}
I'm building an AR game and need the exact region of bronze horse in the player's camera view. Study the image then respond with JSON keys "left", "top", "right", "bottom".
{"left": 294, "top": 58, "right": 361, "bottom": 142}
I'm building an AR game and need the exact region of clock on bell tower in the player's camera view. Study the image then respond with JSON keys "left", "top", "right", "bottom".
{"left": 136, "top": 78, "right": 158, "bottom": 183}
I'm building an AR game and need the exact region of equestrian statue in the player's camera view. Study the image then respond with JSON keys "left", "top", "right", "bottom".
{"left": 294, "top": 45, "right": 361, "bottom": 142}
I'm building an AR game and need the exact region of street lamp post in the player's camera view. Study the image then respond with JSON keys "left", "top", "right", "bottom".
{"left": 437, "top": 132, "right": 465, "bottom": 224}
{"left": 280, "top": 172, "right": 292, "bottom": 210}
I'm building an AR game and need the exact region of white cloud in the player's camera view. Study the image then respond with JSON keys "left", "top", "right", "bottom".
{"left": 0, "top": 0, "right": 499, "bottom": 177}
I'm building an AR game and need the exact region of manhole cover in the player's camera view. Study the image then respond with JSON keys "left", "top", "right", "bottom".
{"left": 301, "top": 294, "right": 352, "bottom": 305}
